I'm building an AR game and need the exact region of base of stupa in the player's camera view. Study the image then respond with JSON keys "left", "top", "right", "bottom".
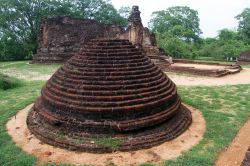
{"left": 26, "top": 104, "right": 192, "bottom": 153}
{"left": 7, "top": 103, "right": 204, "bottom": 165}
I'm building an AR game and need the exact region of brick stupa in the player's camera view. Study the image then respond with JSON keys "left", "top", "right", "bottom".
{"left": 27, "top": 39, "right": 192, "bottom": 153}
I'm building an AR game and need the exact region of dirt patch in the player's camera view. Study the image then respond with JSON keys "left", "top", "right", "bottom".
{"left": 6, "top": 103, "right": 205, "bottom": 166}
{"left": 216, "top": 117, "right": 250, "bottom": 166}
{"left": 167, "top": 68, "right": 250, "bottom": 86}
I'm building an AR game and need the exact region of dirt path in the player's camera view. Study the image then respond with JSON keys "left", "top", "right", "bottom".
{"left": 167, "top": 68, "right": 250, "bottom": 86}
{"left": 216, "top": 117, "right": 250, "bottom": 166}
{"left": 6, "top": 104, "right": 205, "bottom": 166}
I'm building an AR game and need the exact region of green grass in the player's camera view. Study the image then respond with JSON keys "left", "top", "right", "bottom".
{"left": 0, "top": 80, "right": 45, "bottom": 166}
{"left": 164, "top": 85, "right": 250, "bottom": 166}
{"left": 242, "top": 64, "right": 250, "bottom": 68}
{"left": 0, "top": 61, "right": 60, "bottom": 80}
{"left": 56, "top": 133, "right": 66, "bottom": 139}
{"left": 94, "top": 137, "right": 123, "bottom": 151}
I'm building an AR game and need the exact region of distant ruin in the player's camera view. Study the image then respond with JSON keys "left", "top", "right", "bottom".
{"left": 119, "top": 6, "right": 170, "bottom": 68}
{"left": 166, "top": 59, "right": 242, "bottom": 77}
{"left": 238, "top": 50, "right": 250, "bottom": 65}
{"left": 32, "top": 6, "right": 170, "bottom": 67}
{"left": 32, "top": 17, "right": 124, "bottom": 63}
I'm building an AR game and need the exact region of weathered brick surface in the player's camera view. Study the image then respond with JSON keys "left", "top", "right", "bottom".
{"left": 27, "top": 39, "right": 192, "bottom": 153}
{"left": 238, "top": 50, "right": 250, "bottom": 65}
{"left": 32, "top": 16, "right": 124, "bottom": 64}
{"left": 165, "top": 60, "right": 242, "bottom": 77}
{"left": 241, "top": 147, "right": 250, "bottom": 166}
{"left": 32, "top": 6, "right": 171, "bottom": 69}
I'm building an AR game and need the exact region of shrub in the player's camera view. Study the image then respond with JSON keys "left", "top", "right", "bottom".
{"left": 0, "top": 73, "right": 23, "bottom": 90}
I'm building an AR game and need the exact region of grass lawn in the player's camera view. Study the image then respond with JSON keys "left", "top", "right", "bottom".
{"left": 0, "top": 80, "right": 45, "bottom": 166}
{"left": 0, "top": 61, "right": 250, "bottom": 166}
{"left": 242, "top": 64, "right": 250, "bottom": 68}
{"left": 0, "top": 61, "right": 60, "bottom": 80}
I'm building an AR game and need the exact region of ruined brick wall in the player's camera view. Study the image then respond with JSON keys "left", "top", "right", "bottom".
{"left": 239, "top": 50, "right": 250, "bottom": 61}
{"left": 237, "top": 50, "right": 250, "bottom": 65}
{"left": 119, "top": 6, "right": 170, "bottom": 68}
{"left": 32, "top": 6, "right": 170, "bottom": 66}
{"left": 119, "top": 6, "right": 156, "bottom": 48}
{"left": 32, "top": 16, "right": 124, "bottom": 63}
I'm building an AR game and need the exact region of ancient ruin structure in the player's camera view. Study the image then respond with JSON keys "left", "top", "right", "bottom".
{"left": 238, "top": 50, "right": 250, "bottom": 65}
{"left": 32, "top": 6, "right": 170, "bottom": 67}
{"left": 32, "top": 16, "right": 124, "bottom": 63}
{"left": 119, "top": 6, "right": 171, "bottom": 68}
{"left": 166, "top": 59, "right": 242, "bottom": 77}
{"left": 27, "top": 39, "right": 192, "bottom": 153}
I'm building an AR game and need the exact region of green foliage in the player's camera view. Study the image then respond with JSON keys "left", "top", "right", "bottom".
{"left": 198, "top": 29, "right": 250, "bottom": 60}
{"left": 236, "top": 8, "right": 250, "bottom": 43}
{"left": 0, "top": 73, "right": 23, "bottom": 90}
{"left": 149, "top": 6, "right": 201, "bottom": 42}
{"left": 149, "top": 6, "right": 201, "bottom": 59}
{"left": 93, "top": 3, "right": 128, "bottom": 27}
{"left": 0, "top": 0, "right": 127, "bottom": 61}
{"left": 56, "top": 133, "right": 66, "bottom": 139}
{"left": 150, "top": 6, "right": 250, "bottom": 60}
{"left": 156, "top": 32, "right": 197, "bottom": 59}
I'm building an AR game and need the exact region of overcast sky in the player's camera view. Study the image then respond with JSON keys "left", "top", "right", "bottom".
{"left": 111, "top": 0, "right": 250, "bottom": 38}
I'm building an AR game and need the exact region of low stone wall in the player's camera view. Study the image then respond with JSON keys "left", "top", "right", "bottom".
{"left": 237, "top": 60, "right": 250, "bottom": 65}
{"left": 238, "top": 50, "right": 250, "bottom": 65}
{"left": 165, "top": 62, "right": 242, "bottom": 77}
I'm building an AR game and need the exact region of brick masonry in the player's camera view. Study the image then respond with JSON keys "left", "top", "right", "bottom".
{"left": 27, "top": 39, "right": 192, "bottom": 153}
{"left": 238, "top": 50, "right": 250, "bottom": 65}
{"left": 32, "top": 6, "right": 170, "bottom": 68}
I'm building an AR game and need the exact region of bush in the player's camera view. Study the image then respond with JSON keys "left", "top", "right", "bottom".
{"left": 0, "top": 73, "right": 23, "bottom": 90}
{"left": 156, "top": 32, "right": 198, "bottom": 59}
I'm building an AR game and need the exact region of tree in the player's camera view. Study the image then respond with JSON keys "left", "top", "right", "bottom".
{"left": 236, "top": 8, "right": 250, "bottom": 43}
{"left": 218, "top": 29, "right": 239, "bottom": 41}
{"left": 198, "top": 29, "right": 250, "bottom": 60}
{"left": 118, "top": 6, "right": 131, "bottom": 20}
{"left": 91, "top": 4, "right": 128, "bottom": 27}
{"left": 156, "top": 32, "right": 196, "bottom": 59}
{"left": 149, "top": 6, "right": 202, "bottom": 43}
{"left": 0, "top": 0, "right": 127, "bottom": 60}
{"left": 149, "top": 6, "right": 201, "bottom": 58}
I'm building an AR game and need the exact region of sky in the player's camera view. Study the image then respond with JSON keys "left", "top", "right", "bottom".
{"left": 111, "top": 0, "right": 250, "bottom": 38}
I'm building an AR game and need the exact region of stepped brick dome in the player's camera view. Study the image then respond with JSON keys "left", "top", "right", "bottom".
{"left": 27, "top": 39, "right": 192, "bottom": 153}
